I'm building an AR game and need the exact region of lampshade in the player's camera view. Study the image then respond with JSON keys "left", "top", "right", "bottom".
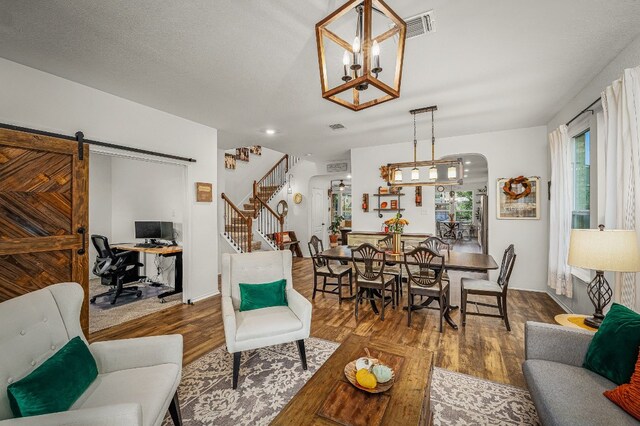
{"left": 568, "top": 229, "right": 640, "bottom": 272}
{"left": 411, "top": 167, "right": 419, "bottom": 181}
{"left": 429, "top": 166, "right": 438, "bottom": 180}
{"left": 447, "top": 165, "right": 457, "bottom": 179}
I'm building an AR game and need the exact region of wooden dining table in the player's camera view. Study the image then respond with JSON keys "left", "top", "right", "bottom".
{"left": 319, "top": 245, "right": 499, "bottom": 328}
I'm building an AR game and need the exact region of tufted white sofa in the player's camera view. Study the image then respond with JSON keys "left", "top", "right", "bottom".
{"left": 0, "top": 283, "right": 183, "bottom": 426}
{"left": 222, "top": 250, "right": 312, "bottom": 389}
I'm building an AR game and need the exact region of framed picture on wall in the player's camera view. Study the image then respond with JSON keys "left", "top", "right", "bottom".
{"left": 496, "top": 176, "right": 540, "bottom": 219}
{"left": 224, "top": 153, "right": 236, "bottom": 170}
{"left": 250, "top": 145, "right": 262, "bottom": 155}
{"left": 236, "top": 147, "right": 250, "bottom": 162}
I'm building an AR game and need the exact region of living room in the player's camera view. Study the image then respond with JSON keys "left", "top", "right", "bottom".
{"left": 1, "top": 1, "right": 640, "bottom": 425}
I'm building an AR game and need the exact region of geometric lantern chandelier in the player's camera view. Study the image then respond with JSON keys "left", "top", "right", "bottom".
{"left": 385, "top": 106, "right": 464, "bottom": 187}
{"left": 315, "top": 0, "right": 407, "bottom": 111}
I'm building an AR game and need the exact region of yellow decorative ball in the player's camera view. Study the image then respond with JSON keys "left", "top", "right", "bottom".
{"left": 355, "top": 368, "right": 377, "bottom": 389}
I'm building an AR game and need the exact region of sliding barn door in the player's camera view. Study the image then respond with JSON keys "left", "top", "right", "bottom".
{"left": 0, "top": 128, "right": 89, "bottom": 333}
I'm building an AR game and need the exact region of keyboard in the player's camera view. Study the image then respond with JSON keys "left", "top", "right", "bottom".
{"left": 135, "top": 243, "right": 164, "bottom": 248}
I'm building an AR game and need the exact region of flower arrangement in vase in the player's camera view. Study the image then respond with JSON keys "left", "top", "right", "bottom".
{"left": 384, "top": 213, "right": 409, "bottom": 253}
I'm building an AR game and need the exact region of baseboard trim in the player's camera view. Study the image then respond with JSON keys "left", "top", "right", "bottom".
{"left": 189, "top": 290, "right": 220, "bottom": 303}
{"left": 544, "top": 291, "right": 572, "bottom": 313}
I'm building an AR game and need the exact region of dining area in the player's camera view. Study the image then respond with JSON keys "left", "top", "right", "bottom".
{"left": 308, "top": 230, "right": 516, "bottom": 333}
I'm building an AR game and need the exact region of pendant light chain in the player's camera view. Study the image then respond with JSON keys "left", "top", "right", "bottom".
{"left": 431, "top": 109, "right": 435, "bottom": 161}
{"left": 413, "top": 112, "right": 417, "bottom": 163}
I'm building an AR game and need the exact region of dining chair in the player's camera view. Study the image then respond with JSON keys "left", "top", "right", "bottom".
{"left": 308, "top": 235, "right": 353, "bottom": 304}
{"left": 461, "top": 244, "right": 516, "bottom": 331}
{"left": 404, "top": 247, "right": 452, "bottom": 332}
{"left": 377, "top": 235, "right": 403, "bottom": 299}
{"left": 351, "top": 243, "right": 396, "bottom": 321}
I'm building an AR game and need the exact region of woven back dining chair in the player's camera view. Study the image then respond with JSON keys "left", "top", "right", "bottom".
{"left": 308, "top": 235, "right": 352, "bottom": 304}
{"left": 351, "top": 243, "right": 396, "bottom": 321}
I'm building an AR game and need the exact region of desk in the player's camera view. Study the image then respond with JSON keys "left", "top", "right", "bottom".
{"left": 112, "top": 244, "right": 183, "bottom": 300}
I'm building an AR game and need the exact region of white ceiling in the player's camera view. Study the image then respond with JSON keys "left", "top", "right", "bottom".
{"left": 1, "top": 1, "right": 639, "bottom": 160}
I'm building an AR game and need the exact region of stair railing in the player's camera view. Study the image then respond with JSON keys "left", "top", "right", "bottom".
{"left": 221, "top": 193, "right": 253, "bottom": 253}
{"left": 254, "top": 154, "right": 289, "bottom": 205}
{"left": 252, "top": 181, "right": 285, "bottom": 250}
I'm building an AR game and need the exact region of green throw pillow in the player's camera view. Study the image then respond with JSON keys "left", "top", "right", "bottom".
{"left": 239, "top": 279, "right": 288, "bottom": 312}
{"left": 583, "top": 303, "right": 640, "bottom": 385}
{"left": 8, "top": 336, "right": 98, "bottom": 418}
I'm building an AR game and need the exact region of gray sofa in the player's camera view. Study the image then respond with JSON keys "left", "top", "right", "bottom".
{"left": 523, "top": 321, "right": 637, "bottom": 426}
{"left": 0, "top": 283, "right": 183, "bottom": 426}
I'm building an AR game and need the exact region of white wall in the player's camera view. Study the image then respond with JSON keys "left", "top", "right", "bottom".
{"left": 0, "top": 57, "right": 219, "bottom": 302}
{"left": 88, "top": 154, "right": 112, "bottom": 276}
{"left": 352, "top": 126, "right": 549, "bottom": 292}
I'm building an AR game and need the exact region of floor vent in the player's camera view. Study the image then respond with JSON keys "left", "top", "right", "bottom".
{"left": 329, "top": 123, "right": 346, "bottom": 130}
{"left": 404, "top": 10, "right": 435, "bottom": 39}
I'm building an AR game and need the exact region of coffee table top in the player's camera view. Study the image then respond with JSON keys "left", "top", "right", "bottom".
{"left": 272, "top": 334, "right": 433, "bottom": 426}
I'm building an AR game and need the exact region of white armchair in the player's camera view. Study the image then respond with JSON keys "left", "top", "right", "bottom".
{"left": 222, "top": 250, "right": 312, "bottom": 389}
{"left": 0, "top": 283, "right": 183, "bottom": 426}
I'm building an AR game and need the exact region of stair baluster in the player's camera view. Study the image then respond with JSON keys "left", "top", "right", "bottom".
{"left": 221, "top": 193, "right": 252, "bottom": 253}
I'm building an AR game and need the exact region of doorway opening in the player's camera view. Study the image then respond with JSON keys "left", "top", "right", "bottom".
{"left": 435, "top": 154, "right": 488, "bottom": 254}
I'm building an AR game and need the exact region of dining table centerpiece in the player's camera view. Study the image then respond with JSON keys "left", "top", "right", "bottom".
{"left": 384, "top": 213, "right": 409, "bottom": 254}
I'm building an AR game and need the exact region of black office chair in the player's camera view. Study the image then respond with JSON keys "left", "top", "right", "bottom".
{"left": 91, "top": 235, "right": 143, "bottom": 305}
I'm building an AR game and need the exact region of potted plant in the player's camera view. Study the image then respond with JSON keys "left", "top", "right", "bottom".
{"left": 329, "top": 215, "right": 344, "bottom": 247}
{"left": 384, "top": 212, "right": 409, "bottom": 253}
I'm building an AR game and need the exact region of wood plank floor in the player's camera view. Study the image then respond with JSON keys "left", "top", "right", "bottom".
{"left": 90, "top": 257, "right": 563, "bottom": 388}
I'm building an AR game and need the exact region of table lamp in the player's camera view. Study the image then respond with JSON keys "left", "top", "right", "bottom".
{"left": 567, "top": 225, "right": 640, "bottom": 328}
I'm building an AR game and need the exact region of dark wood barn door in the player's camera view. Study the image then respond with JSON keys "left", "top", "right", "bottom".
{"left": 0, "top": 128, "right": 89, "bottom": 333}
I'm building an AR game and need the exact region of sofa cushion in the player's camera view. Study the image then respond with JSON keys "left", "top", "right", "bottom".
{"left": 72, "top": 363, "right": 180, "bottom": 426}
{"left": 235, "top": 306, "right": 302, "bottom": 342}
{"left": 584, "top": 303, "right": 640, "bottom": 385}
{"left": 8, "top": 336, "right": 98, "bottom": 418}
{"left": 523, "top": 359, "right": 638, "bottom": 426}
{"left": 239, "top": 279, "right": 287, "bottom": 312}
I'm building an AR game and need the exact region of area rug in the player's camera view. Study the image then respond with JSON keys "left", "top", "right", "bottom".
{"left": 89, "top": 278, "right": 182, "bottom": 333}
{"left": 162, "top": 338, "right": 339, "bottom": 426}
{"left": 431, "top": 368, "right": 540, "bottom": 425}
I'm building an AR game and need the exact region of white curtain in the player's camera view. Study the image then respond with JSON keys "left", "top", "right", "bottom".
{"left": 601, "top": 66, "right": 640, "bottom": 311}
{"left": 548, "top": 125, "right": 573, "bottom": 297}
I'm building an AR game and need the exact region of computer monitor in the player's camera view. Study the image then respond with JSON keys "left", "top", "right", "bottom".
{"left": 134, "top": 221, "right": 174, "bottom": 240}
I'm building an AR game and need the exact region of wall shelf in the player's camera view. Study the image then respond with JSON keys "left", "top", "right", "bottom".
{"left": 375, "top": 186, "right": 404, "bottom": 218}
{"left": 374, "top": 193, "right": 405, "bottom": 197}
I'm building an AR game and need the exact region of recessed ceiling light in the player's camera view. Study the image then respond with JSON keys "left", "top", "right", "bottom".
{"left": 464, "top": 174, "right": 468, "bottom": 178}
{"left": 265, "top": 129, "right": 276, "bottom": 135}
{"left": 305, "top": 153, "right": 312, "bottom": 157}
{"left": 464, "top": 169, "right": 469, "bottom": 172}
{"left": 465, "top": 161, "right": 471, "bottom": 165}
{"left": 347, "top": 174, "right": 352, "bottom": 179}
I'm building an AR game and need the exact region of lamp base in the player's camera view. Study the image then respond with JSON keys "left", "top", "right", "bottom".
{"left": 585, "top": 271, "right": 612, "bottom": 330}
{"left": 584, "top": 315, "right": 604, "bottom": 329}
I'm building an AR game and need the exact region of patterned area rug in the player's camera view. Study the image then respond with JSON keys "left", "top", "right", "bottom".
{"left": 89, "top": 278, "right": 181, "bottom": 333}
{"left": 431, "top": 368, "right": 540, "bottom": 425}
{"left": 163, "top": 338, "right": 339, "bottom": 426}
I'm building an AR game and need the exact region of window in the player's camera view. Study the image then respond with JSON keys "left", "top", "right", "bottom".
{"left": 572, "top": 130, "right": 591, "bottom": 229}
{"left": 434, "top": 190, "right": 473, "bottom": 223}
{"left": 454, "top": 190, "right": 473, "bottom": 222}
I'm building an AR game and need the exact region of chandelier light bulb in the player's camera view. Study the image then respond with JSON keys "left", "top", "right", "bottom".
{"left": 411, "top": 167, "right": 419, "bottom": 181}
{"left": 342, "top": 50, "right": 350, "bottom": 66}
{"left": 352, "top": 36, "right": 360, "bottom": 53}
{"left": 448, "top": 165, "right": 457, "bottom": 179}
{"left": 394, "top": 169, "right": 403, "bottom": 182}
{"left": 372, "top": 40, "right": 380, "bottom": 56}
{"left": 429, "top": 166, "right": 438, "bottom": 180}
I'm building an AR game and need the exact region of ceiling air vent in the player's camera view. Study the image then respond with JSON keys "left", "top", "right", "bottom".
{"left": 404, "top": 10, "right": 435, "bottom": 39}
{"left": 329, "top": 123, "right": 346, "bottom": 130}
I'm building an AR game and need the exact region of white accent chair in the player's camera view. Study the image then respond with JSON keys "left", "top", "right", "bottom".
{"left": 221, "top": 250, "right": 312, "bottom": 389}
{"left": 0, "top": 283, "right": 183, "bottom": 426}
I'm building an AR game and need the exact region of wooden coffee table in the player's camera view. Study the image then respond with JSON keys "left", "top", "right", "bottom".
{"left": 272, "top": 334, "right": 433, "bottom": 426}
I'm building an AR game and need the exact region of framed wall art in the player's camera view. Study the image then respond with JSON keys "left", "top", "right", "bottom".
{"left": 497, "top": 176, "right": 540, "bottom": 219}
{"left": 224, "top": 153, "right": 236, "bottom": 170}
{"left": 236, "top": 147, "right": 250, "bottom": 162}
{"left": 250, "top": 145, "right": 262, "bottom": 155}
{"left": 195, "top": 182, "right": 213, "bottom": 202}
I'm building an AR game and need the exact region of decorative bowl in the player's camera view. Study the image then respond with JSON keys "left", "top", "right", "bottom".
{"left": 344, "top": 349, "right": 395, "bottom": 394}
{"left": 381, "top": 201, "right": 388, "bottom": 209}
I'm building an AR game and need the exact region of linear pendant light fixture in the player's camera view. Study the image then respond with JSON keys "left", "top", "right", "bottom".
{"left": 385, "top": 105, "right": 463, "bottom": 188}
{"left": 315, "top": 0, "right": 407, "bottom": 111}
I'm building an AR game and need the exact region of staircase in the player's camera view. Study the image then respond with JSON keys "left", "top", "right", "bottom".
{"left": 221, "top": 153, "right": 299, "bottom": 253}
